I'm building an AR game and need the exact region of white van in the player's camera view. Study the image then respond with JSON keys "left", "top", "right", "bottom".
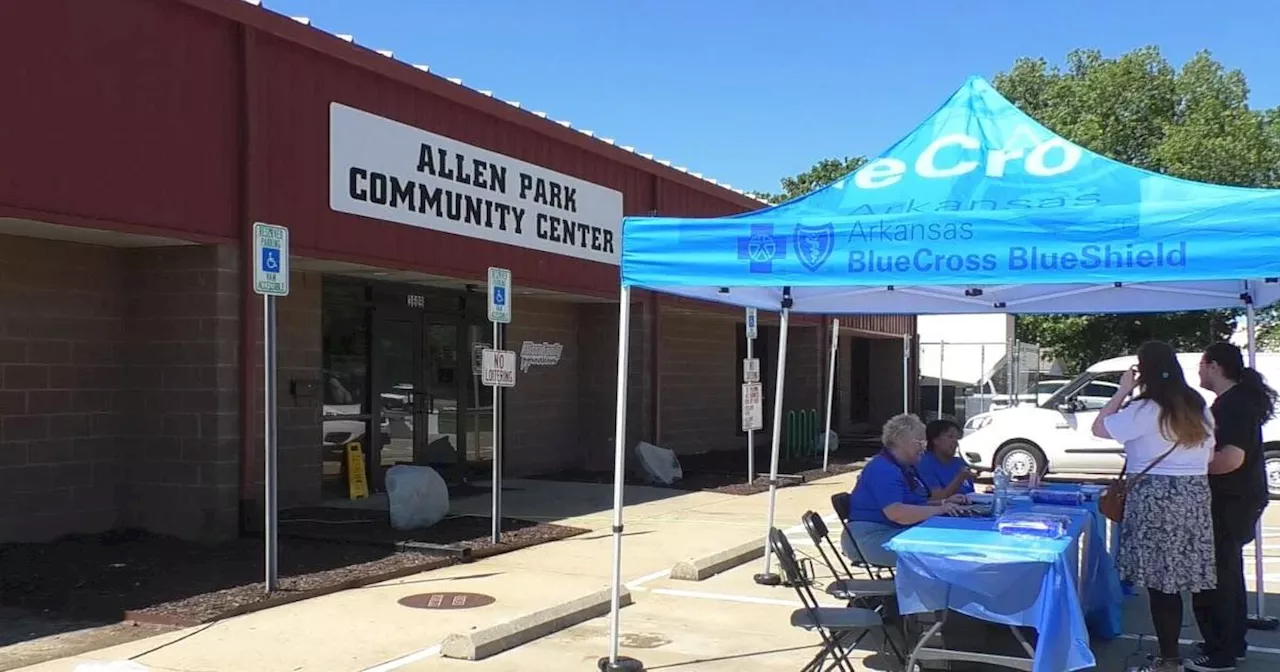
{"left": 959, "top": 352, "right": 1280, "bottom": 497}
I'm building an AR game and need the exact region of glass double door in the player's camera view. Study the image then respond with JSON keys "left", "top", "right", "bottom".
{"left": 370, "top": 310, "right": 493, "bottom": 489}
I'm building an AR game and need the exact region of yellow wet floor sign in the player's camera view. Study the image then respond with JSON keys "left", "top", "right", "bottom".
{"left": 345, "top": 441, "right": 369, "bottom": 500}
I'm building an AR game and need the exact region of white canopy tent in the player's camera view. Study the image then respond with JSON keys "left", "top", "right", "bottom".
{"left": 596, "top": 76, "right": 1280, "bottom": 670}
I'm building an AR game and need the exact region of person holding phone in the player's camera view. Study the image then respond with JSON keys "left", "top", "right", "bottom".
{"left": 1185, "top": 342, "right": 1276, "bottom": 671}
{"left": 1093, "top": 341, "right": 1217, "bottom": 672}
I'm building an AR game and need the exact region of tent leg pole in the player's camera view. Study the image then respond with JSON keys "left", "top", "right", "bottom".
{"left": 902, "top": 334, "right": 910, "bottom": 413}
{"left": 822, "top": 318, "right": 838, "bottom": 471}
{"left": 937, "top": 341, "right": 945, "bottom": 419}
{"left": 755, "top": 301, "right": 791, "bottom": 586}
{"left": 599, "top": 286, "right": 645, "bottom": 672}
{"left": 1245, "top": 294, "right": 1278, "bottom": 631}
{"left": 747, "top": 330, "right": 755, "bottom": 484}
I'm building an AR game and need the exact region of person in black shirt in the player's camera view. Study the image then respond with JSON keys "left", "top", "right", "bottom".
{"left": 1186, "top": 342, "right": 1276, "bottom": 671}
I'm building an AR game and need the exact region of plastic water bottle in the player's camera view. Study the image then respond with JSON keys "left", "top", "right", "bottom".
{"left": 992, "top": 467, "right": 1011, "bottom": 516}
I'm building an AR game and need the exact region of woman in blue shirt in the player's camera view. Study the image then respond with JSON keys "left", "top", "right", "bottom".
{"left": 841, "top": 413, "right": 965, "bottom": 567}
{"left": 917, "top": 419, "right": 977, "bottom": 499}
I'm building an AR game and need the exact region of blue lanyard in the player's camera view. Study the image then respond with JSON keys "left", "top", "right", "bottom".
{"left": 881, "top": 448, "right": 928, "bottom": 497}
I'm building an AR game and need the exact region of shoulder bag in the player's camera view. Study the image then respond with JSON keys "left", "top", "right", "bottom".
{"left": 1098, "top": 446, "right": 1176, "bottom": 523}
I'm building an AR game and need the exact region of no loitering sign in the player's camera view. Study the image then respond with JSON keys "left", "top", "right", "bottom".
{"left": 481, "top": 348, "right": 516, "bottom": 387}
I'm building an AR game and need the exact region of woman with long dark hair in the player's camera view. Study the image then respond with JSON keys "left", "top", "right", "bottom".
{"left": 1185, "top": 342, "right": 1276, "bottom": 671}
{"left": 1093, "top": 340, "right": 1217, "bottom": 672}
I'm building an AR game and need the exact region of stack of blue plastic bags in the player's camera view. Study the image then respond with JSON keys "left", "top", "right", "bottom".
{"left": 996, "top": 512, "right": 1072, "bottom": 539}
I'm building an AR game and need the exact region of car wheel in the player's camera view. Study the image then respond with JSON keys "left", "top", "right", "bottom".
{"left": 995, "top": 442, "right": 1047, "bottom": 480}
{"left": 1265, "top": 449, "right": 1280, "bottom": 500}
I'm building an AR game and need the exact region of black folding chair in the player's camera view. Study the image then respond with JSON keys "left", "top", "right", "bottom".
{"left": 830, "top": 492, "right": 894, "bottom": 580}
{"left": 769, "top": 528, "right": 906, "bottom": 672}
{"left": 800, "top": 511, "right": 896, "bottom": 603}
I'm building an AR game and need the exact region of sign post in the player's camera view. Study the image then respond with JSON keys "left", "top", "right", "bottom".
{"left": 252, "top": 222, "right": 289, "bottom": 593}
{"left": 744, "top": 308, "right": 759, "bottom": 483}
{"left": 485, "top": 268, "right": 514, "bottom": 544}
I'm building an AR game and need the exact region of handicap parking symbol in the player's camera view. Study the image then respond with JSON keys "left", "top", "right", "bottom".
{"left": 261, "top": 247, "right": 281, "bottom": 273}
{"left": 492, "top": 286, "right": 506, "bottom": 306}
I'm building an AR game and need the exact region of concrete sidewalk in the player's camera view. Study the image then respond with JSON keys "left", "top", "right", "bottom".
{"left": 18, "top": 474, "right": 858, "bottom": 672}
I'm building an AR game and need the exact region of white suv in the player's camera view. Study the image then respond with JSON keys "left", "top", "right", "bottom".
{"left": 960, "top": 352, "right": 1280, "bottom": 498}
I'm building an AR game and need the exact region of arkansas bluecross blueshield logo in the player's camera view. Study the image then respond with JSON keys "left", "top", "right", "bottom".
{"left": 793, "top": 222, "right": 835, "bottom": 272}
{"left": 736, "top": 223, "right": 788, "bottom": 273}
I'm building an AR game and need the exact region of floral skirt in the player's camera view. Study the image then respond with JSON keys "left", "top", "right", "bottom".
{"left": 1117, "top": 474, "right": 1217, "bottom": 594}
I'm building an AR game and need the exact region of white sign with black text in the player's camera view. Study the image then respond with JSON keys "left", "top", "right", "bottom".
{"left": 471, "top": 343, "right": 489, "bottom": 375}
{"left": 742, "top": 383, "right": 764, "bottom": 432}
{"left": 520, "top": 341, "right": 563, "bottom": 372}
{"left": 252, "top": 222, "right": 290, "bottom": 297}
{"left": 482, "top": 349, "right": 517, "bottom": 387}
{"left": 743, "top": 358, "right": 760, "bottom": 383}
{"left": 329, "top": 103, "right": 624, "bottom": 265}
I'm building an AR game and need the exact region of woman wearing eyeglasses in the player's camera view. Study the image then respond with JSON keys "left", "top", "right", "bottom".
{"left": 841, "top": 413, "right": 967, "bottom": 568}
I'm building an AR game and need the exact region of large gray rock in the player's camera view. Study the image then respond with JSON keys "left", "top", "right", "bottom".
{"left": 634, "top": 441, "right": 682, "bottom": 485}
{"left": 386, "top": 464, "right": 450, "bottom": 530}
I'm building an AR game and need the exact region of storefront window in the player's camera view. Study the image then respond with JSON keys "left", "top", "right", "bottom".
{"left": 321, "top": 293, "right": 369, "bottom": 499}
{"left": 465, "top": 324, "right": 495, "bottom": 464}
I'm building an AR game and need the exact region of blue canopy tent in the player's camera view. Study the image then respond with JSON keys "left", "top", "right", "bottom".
{"left": 598, "top": 76, "right": 1280, "bottom": 670}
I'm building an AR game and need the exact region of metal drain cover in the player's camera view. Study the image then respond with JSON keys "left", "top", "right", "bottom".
{"left": 398, "top": 592, "right": 496, "bottom": 610}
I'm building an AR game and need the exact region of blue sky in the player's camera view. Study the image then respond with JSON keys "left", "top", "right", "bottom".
{"left": 266, "top": 0, "right": 1280, "bottom": 195}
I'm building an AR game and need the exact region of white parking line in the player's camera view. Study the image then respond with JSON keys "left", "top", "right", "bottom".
{"left": 644, "top": 587, "right": 804, "bottom": 608}
{"left": 625, "top": 569, "right": 672, "bottom": 590}
{"left": 358, "top": 645, "right": 442, "bottom": 672}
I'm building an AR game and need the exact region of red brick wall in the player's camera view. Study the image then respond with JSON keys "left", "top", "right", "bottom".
{"left": 0, "top": 235, "right": 126, "bottom": 542}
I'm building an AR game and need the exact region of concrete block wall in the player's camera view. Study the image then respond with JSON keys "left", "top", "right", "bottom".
{"left": 504, "top": 298, "right": 580, "bottom": 475}
{"left": 574, "top": 299, "right": 652, "bottom": 472}
{"left": 117, "top": 244, "right": 241, "bottom": 540}
{"left": 656, "top": 310, "right": 739, "bottom": 455}
{"left": 270, "top": 270, "right": 323, "bottom": 508}
{"left": 0, "top": 235, "right": 126, "bottom": 541}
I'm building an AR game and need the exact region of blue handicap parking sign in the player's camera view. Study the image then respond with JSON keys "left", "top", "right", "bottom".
{"left": 261, "top": 247, "right": 281, "bottom": 273}
{"left": 492, "top": 286, "right": 506, "bottom": 305}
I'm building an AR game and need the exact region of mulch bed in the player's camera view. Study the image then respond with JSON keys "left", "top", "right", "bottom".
{"left": 531, "top": 445, "right": 872, "bottom": 496}
{"left": 0, "top": 515, "right": 585, "bottom": 629}
{"left": 278, "top": 509, "right": 577, "bottom": 557}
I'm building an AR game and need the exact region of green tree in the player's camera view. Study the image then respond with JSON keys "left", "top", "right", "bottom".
{"left": 993, "top": 47, "right": 1280, "bottom": 369}
{"left": 751, "top": 156, "right": 867, "bottom": 204}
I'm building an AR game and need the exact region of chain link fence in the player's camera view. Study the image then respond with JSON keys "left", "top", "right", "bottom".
{"left": 917, "top": 339, "right": 1052, "bottom": 424}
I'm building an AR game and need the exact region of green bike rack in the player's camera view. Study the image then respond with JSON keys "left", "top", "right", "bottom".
{"left": 782, "top": 409, "right": 820, "bottom": 460}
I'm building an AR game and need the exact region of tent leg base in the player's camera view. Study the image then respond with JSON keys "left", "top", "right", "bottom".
{"left": 1248, "top": 615, "right": 1279, "bottom": 631}
{"left": 597, "top": 656, "right": 645, "bottom": 671}
{"left": 753, "top": 572, "right": 782, "bottom": 586}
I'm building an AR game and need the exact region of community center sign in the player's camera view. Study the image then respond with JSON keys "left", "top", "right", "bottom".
{"left": 329, "top": 103, "right": 624, "bottom": 265}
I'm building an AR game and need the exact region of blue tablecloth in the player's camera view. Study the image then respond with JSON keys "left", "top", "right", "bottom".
{"left": 884, "top": 492, "right": 1124, "bottom": 672}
